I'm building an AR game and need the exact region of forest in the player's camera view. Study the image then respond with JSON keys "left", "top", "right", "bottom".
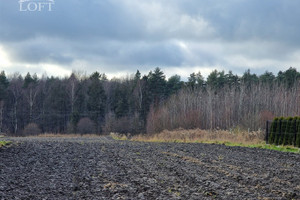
{"left": 0, "top": 67, "right": 299, "bottom": 136}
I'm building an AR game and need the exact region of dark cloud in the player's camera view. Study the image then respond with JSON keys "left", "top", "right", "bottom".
{"left": 5, "top": 38, "right": 74, "bottom": 65}
{"left": 0, "top": 0, "right": 300, "bottom": 78}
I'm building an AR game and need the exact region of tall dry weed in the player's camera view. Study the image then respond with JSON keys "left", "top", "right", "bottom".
{"left": 132, "top": 128, "right": 264, "bottom": 145}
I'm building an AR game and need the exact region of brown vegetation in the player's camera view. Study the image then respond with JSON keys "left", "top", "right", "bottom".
{"left": 103, "top": 112, "right": 143, "bottom": 134}
{"left": 77, "top": 117, "right": 96, "bottom": 134}
{"left": 23, "top": 123, "right": 41, "bottom": 136}
{"left": 35, "top": 133, "right": 100, "bottom": 138}
{"left": 131, "top": 128, "right": 265, "bottom": 145}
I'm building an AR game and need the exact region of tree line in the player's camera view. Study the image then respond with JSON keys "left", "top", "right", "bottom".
{"left": 0, "top": 67, "right": 299, "bottom": 136}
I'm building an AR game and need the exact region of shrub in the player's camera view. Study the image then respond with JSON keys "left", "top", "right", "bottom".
{"left": 23, "top": 123, "right": 41, "bottom": 136}
{"left": 290, "top": 117, "right": 297, "bottom": 145}
{"left": 77, "top": 118, "right": 95, "bottom": 135}
{"left": 274, "top": 117, "right": 282, "bottom": 145}
{"left": 269, "top": 117, "right": 278, "bottom": 144}
{"left": 103, "top": 112, "right": 144, "bottom": 135}
{"left": 270, "top": 116, "right": 300, "bottom": 146}
{"left": 283, "top": 117, "right": 292, "bottom": 145}
{"left": 296, "top": 118, "right": 300, "bottom": 147}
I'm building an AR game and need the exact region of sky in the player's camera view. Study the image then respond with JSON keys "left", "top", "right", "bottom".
{"left": 0, "top": 0, "right": 300, "bottom": 79}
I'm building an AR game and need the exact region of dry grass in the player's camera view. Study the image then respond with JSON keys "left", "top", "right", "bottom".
{"left": 110, "top": 132, "right": 129, "bottom": 140}
{"left": 34, "top": 133, "right": 101, "bottom": 138}
{"left": 131, "top": 128, "right": 265, "bottom": 145}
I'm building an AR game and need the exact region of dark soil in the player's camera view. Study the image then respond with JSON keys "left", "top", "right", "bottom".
{"left": 0, "top": 137, "right": 300, "bottom": 200}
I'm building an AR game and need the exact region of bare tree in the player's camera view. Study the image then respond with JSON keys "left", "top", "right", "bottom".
{"left": 9, "top": 74, "right": 23, "bottom": 134}
{"left": 23, "top": 81, "right": 39, "bottom": 123}
{"left": 66, "top": 73, "right": 79, "bottom": 114}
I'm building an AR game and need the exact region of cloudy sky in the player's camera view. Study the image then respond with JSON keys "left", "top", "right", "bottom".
{"left": 0, "top": 0, "right": 300, "bottom": 79}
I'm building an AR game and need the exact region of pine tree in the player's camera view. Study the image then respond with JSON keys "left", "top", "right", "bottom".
{"left": 259, "top": 71, "right": 275, "bottom": 84}
{"left": 87, "top": 72, "right": 106, "bottom": 133}
{"left": 0, "top": 71, "right": 9, "bottom": 100}
{"left": 0, "top": 71, "right": 9, "bottom": 133}
{"left": 241, "top": 69, "right": 259, "bottom": 89}
{"left": 206, "top": 70, "right": 219, "bottom": 89}
{"left": 187, "top": 73, "right": 197, "bottom": 89}
{"left": 43, "top": 78, "right": 68, "bottom": 133}
{"left": 23, "top": 72, "right": 38, "bottom": 88}
{"left": 147, "top": 67, "right": 167, "bottom": 106}
{"left": 134, "top": 70, "right": 141, "bottom": 83}
{"left": 114, "top": 84, "right": 129, "bottom": 118}
{"left": 187, "top": 72, "right": 205, "bottom": 89}
{"left": 226, "top": 71, "right": 239, "bottom": 88}
{"left": 167, "top": 75, "right": 183, "bottom": 95}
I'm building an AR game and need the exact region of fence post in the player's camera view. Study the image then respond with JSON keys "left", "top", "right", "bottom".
{"left": 266, "top": 120, "right": 269, "bottom": 144}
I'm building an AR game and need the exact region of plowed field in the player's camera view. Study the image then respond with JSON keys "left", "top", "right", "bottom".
{"left": 0, "top": 137, "right": 299, "bottom": 199}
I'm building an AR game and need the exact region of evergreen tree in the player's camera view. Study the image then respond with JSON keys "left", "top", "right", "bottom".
{"left": 269, "top": 117, "right": 278, "bottom": 144}
{"left": 0, "top": 71, "right": 9, "bottom": 133}
{"left": 140, "top": 75, "right": 151, "bottom": 123}
{"left": 274, "top": 117, "right": 283, "bottom": 145}
{"left": 0, "top": 71, "right": 9, "bottom": 101}
{"left": 23, "top": 72, "right": 38, "bottom": 88}
{"left": 280, "top": 67, "right": 300, "bottom": 88}
{"left": 195, "top": 72, "right": 205, "bottom": 87}
{"left": 87, "top": 72, "right": 106, "bottom": 133}
{"left": 225, "top": 71, "right": 239, "bottom": 88}
{"left": 43, "top": 78, "right": 68, "bottom": 133}
{"left": 187, "top": 72, "right": 197, "bottom": 89}
{"left": 241, "top": 69, "right": 259, "bottom": 88}
{"left": 188, "top": 72, "right": 204, "bottom": 89}
{"left": 291, "top": 117, "right": 297, "bottom": 145}
{"left": 207, "top": 70, "right": 227, "bottom": 89}
{"left": 296, "top": 118, "right": 300, "bottom": 147}
{"left": 206, "top": 70, "right": 218, "bottom": 89}
{"left": 147, "top": 67, "right": 167, "bottom": 106}
{"left": 134, "top": 70, "right": 141, "bottom": 83}
{"left": 167, "top": 75, "right": 183, "bottom": 95}
{"left": 112, "top": 82, "right": 129, "bottom": 118}
{"left": 278, "top": 117, "right": 287, "bottom": 145}
{"left": 283, "top": 117, "right": 292, "bottom": 145}
{"left": 259, "top": 71, "right": 275, "bottom": 84}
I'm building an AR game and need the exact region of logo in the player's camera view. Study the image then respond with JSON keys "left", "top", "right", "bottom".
{"left": 19, "top": 0, "right": 55, "bottom": 12}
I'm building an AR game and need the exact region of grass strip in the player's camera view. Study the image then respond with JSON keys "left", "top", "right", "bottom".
{"left": 205, "top": 141, "right": 300, "bottom": 153}
{"left": 0, "top": 141, "right": 12, "bottom": 148}
{"left": 111, "top": 133, "right": 299, "bottom": 154}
